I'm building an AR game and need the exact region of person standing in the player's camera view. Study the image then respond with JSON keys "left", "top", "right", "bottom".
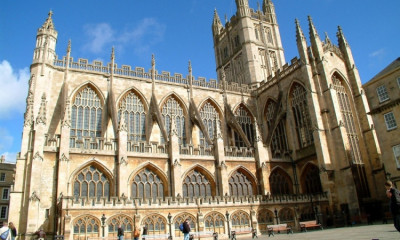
{"left": 117, "top": 225, "right": 124, "bottom": 240}
{"left": 385, "top": 180, "right": 400, "bottom": 232}
{"left": 8, "top": 223, "right": 16, "bottom": 240}
{"left": 133, "top": 226, "right": 140, "bottom": 240}
{"left": 182, "top": 219, "right": 191, "bottom": 240}
{"left": 0, "top": 222, "right": 11, "bottom": 240}
{"left": 142, "top": 226, "right": 148, "bottom": 236}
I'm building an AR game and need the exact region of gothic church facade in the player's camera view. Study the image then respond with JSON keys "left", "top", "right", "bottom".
{"left": 10, "top": 1, "right": 385, "bottom": 239}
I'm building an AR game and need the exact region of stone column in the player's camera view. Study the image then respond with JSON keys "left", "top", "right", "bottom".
{"left": 169, "top": 116, "right": 182, "bottom": 197}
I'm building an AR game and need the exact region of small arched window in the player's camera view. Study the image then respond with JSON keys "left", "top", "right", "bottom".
{"left": 70, "top": 86, "right": 103, "bottom": 148}
{"left": 173, "top": 214, "right": 196, "bottom": 237}
{"left": 142, "top": 215, "right": 167, "bottom": 235}
{"left": 302, "top": 164, "right": 323, "bottom": 194}
{"left": 257, "top": 210, "right": 274, "bottom": 234}
{"left": 204, "top": 212, "right": 225, "bottom": 234}
{"left": 107, "top": 215, "right": 133, "bottom": 239}
{"left": 73, "top": 215, "right": 100, "bottom": 239}
{"left": 73, "top": 165, "right": 110, "bottom": 200}
{"left": 231, "top": 211, "right": 250, "bottom": 229}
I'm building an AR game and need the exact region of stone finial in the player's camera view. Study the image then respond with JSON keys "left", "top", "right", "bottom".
{"left": 111, "top": 46, "right": 115, "bottom": 61}
{"left": 324, "top": 32, "right": 332, "bottom": 45}
{"left": 67, "top": 39, "right": 71, "bottom": 54}
{"left": 62, "top": 100, "right": 71, "bottom": 128}
{"left": 336, "top": 25, "right": 348, "bottom": 47}
{"left": 42, "top": 10, "right": 55, "bottom": 30}
{"left": 36, "top": 93, "right": 47, "bottom": 125}
{"left": 295, "top": 18, "right": 305, "bottom": 42}
{"left": 307, "top": 15, "right": 319, "bottom": 39}
{"left": 152, "top": 54, "right": 155, "bottom": 68}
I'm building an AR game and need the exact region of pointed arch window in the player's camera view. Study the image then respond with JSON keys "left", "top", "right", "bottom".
{"left": 107, "top": 215, "right": 133, "bottom": 239}
{"left": 302, "top": 164, "right": 323, "bottom": 194}
{"left": 278, "top": 208, "right": 295, "bottom": 224}
{"left": 199, "top": 102, "right": 220, "bottom": 146}
{"left": 161, "top": 97, "right": 186, "bottom": 145}
{"left": 132, "top": 168, "right": 164, "bottom": 200}
{"left": 229, "top": 170, "right": 254, "bottom": 196}
{"left": 142, "top": 215, "right": 167, "bottom": 235}
{"left": 73, "top": 215, "right": 100, "bottom": 239}
{"left": 234, "top": 106, "right": 255, "bottom": 148}
{"left": 70, "top": 86, "right": 103, "bottom": 148}
{"left": 265, "top": 101, "right": 288, "bottom": 158}
{"left": 182, "top": 169, "right": 212, "bottom": 198}
{"left": 118, "top": 92, "right": 146, "bottom": 142}
{"left": 231, "top": 211, "right": 250, "bottom": 229}
{"left": 173, "top": 214, "right": 196, "bottom": 237}
{"left": 204, "top": 212, "right": 225, "bottom": 234}
{"left": 73, "top": 165, "right": 110, "bottom": 200}
{"left": 291, "top": 84, "right": 313, "bottom": 148}
{"left": 257, "top": 210, "right": 274, "bottom": 234}
{"left": 269, "top": 169, "right": 292, "bottom": 195}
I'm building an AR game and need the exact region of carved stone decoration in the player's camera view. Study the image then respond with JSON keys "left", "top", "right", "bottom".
{"left": 62, "top": 100, "right": 71, "bottom": 128}
{"left": 169, "top": 115, "right": 178, "bottom": 137}
{"left": 118, "top": 110, "right": 128, "bottom": 132}
{"left": 173, "top": 159, "right": 181, "bottom": 167}
{"left": 36, "top": 93, "right": 47, "bottom": 125}
{"left": 33, "top": 152, "right": 43, "bottom": 162}
{"left": 120, "top": 157, "right": 127, "bottom": 166}
{"left": 219, "top": 161, "right": 227, "bottom": 169}
{"left": 29, "top": 191, "right": 41, "bottom": 202}
{"left": 60, "top": 153, "right": 69, "bottom": 162}
{"left": 24, "top": 91, "right": 34, "bottom": 127}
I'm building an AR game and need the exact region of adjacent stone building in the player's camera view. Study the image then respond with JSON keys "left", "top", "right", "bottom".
{"left": 0, "top": 156, "right": 16, "bottom": 224}
{"left": 9, "top": 1, "right": 386, "bottom": 239}
{"left": 363, "top": 58, "right": 400, "bottom": 186}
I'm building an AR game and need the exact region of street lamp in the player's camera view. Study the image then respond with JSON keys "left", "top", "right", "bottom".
{"left": 225, "top": 211, "right": 231, "bottom": 239}
{"left": 168, "top": 213, "right": 173, "bottom": 240}
{"left": 274, "top": 208, "right": 279, "bottom": 224}
{"left": 101, "top": 214, "right": 106, "bottom": 237}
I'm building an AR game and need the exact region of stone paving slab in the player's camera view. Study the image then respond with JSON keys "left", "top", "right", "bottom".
{"left": 241, "top": 224, "right": 399, "bottom": 240}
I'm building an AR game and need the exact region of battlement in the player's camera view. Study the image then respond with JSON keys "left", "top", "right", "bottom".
{"left": 53, "top": 56, "right": 252, "bottom": 94}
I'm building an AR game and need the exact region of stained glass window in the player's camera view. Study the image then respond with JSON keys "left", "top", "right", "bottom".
{"left": 161, "top": 97, "right": 186, "bottom": 145}
{"left": 182, "top": 170, "right": 212, "bottom": 198}
{"left": 229, "top": 170, "right": 254, "bottom": 196}
{"left": 73, "top": 165, "right": 110, "bottom": 200}
{"left": 234, "top": 106, "right": 255, "bottom": 148}
{"left": 132, "top": 168, "right": 164, "bottom": 200}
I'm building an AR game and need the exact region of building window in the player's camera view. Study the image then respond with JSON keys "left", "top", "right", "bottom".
{"left": 132, "top": 168, "right": 164, "bottom": 200}
{"left": 142, "top": 214, "right": 167, "bottom": 235}
{"left": 199, "top": 102, "right": 220, "bottom": 147}
{"left": 173, "top": 214, "right": 196, "bottom": 237}
{"left": 376, "top": 85, "right": 389, "bottom": 103}
{"left": 223, "top": 47, "right": 229, "bottom": 59}
{"left": 2, "top": 188, "right": 9, "bottom": 200}
{"left": 234, "top": 106, "right": 255, "bottom": 148}
{"left": 118, "top": 92, "right": 146, "bottom": 142}
{"left": 73, "top": 165, "right": 110, "bottom": 201}
{"left": 290, "top": 84, "right": 313, "bottom": 148}
{"left": 229, "top": 170, "right": 254, "bottom": 196}
{"left": 183, "top": 169, "right": 212, "bottom": 198}
{"left": 384, "top": 112, "right": 397, "bottom": 130}
{"left": 70, "top": 86, "right": 103, "bottom": 148}
{"left": 269, "top": 169, "right": 293, "bottom": 195}
{"left": 107, "top": 215, "right": 133, "bottom": 239}
{"left": 234, "top": 35, "right": 240, "bottom": 48}
{"left": 161, "top": 96, "right": 186, "bottom": 145}
{"left": 204, "top": 212, "right": 225, "bottom": 234}
{"left": 0, "top": 173, "right": 5, "bottom": 182}
{"left": 301, "top": 164, "right": 323, "bottom": 194}
{"left": 231, "top": 211, "right": 250, "bottom": 229}
{"left": 0, "top": 206, "right": 8, "bottom": 219}
{"left": 393, "top": 144, "right": 400, "bottom": 168}
{"left": 257, "top": 209, "right": 274, "bottom": 234}
{"left": 73, "top": 215, "right": 100, "bottom": 239}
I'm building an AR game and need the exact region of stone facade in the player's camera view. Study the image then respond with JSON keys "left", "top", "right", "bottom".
{"left": 0, "top": 156, "right": 16, "bottom": 224}
{"left": 363, "top": 58, "right": 400, "bottom": 187}
{"left": 9, "top": 1, "right": 386, "bottom": 239}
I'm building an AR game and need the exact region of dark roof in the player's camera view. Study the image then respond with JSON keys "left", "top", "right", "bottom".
{"left": 370, "top": 57, "right": 400, "bottom": 81}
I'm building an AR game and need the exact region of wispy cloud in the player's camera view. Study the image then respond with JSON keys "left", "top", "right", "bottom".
{"left": 0, "top": 60, "right": 29, "bottom": 118}
{"left": 82, "top": 18, "right": 166, "bottom": 56}
{"left": 369, "top": 48, "right": 385, "bottom": 58}
{"left": 0, "top": 127, "right": 17, "bottom": 163}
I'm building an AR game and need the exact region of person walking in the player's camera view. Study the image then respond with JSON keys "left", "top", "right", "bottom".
{"left": 385, "top": 180, "right": 400, "bottom": 232}
{"left": 8, "top": 223, "right": 16, "bottom": 240}
{"left": 117, "top": 225, "right": 124, "bottom": 240}
{"left": 182, "top": 219, "right": 191, "bottom": 240}
{"left": 133, "top": 226, "right": 140, "bottom": 240}
{"left": 0, "top": 222, "right": 11, "bottom": 240}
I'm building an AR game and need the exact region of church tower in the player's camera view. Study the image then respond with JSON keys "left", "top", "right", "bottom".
{"left": 212, "top": 0, "right": 285, "bottom": 84}
{"left": 33, "top": 10, "right": 58, "bottom": 65}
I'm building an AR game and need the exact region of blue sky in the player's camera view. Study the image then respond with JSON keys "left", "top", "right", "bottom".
{"left": 1, "top": 0, "right": 399, "bottom": 163}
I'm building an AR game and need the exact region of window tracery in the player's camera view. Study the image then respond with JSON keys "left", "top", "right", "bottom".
{"left": 161, "top": 97, "right": 186, "bottom": 145}
{"left": 73, "top": 215, "right": 100, "bottom": 239}
{"left": 173, "top": 214, "right": 196, "bottom": 237}
{"left": 204, "top": 212, "right": 225, "bottom": 234}
{"left": 118, "top": 92, "right": 146, "bottom": 142}
{"left": 302, "top": 164, "right": 322, "bottom": 194}
{"left": 269, "top": 169, "right": 292, "bottom": 195}
{"left": 142, "top": 215, "right": 167, "bottom": 235}
{"left": 231, "top": 211, "right": 250, "bottom": 229}
{"left": 291, "top": 84, "right": 313, "bottom": 148}
{"left": 107, "top": 215, "right": 133, "bottom": 239}
{"left": 182, "top": 169, "right": 212, "bottom": 198}
{"left": 132, "top": 168, "right": 164, "bottom": 200}
{"left": 70, "top": 86, "right": 103, "bottom": 148}
{"left": 73, "top": 165, "right": 110, "bottom": 200}
{"left": 257, "top": 210, "right": 274, "bottom": 234}
{"left": 229, "top": 170, "right": 254, "bottom": 196}
{"left": 234, "top": 106, "right": 255, "bottom": 148}
{"left": 278, "top": 208, "right": 294, "bottom": 224}
{"left": 199, "top": 102, "right": 220, "bottom": 147}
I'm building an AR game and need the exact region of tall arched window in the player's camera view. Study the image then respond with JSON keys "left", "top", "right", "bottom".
{"left": 290, "top": 84, "right": 313, "bottom": 148}
{"left": 204, "top": 212, "right": 225, "bottom": 234}
{"left": 278, "top": 208, "right": 295, "bottom": 225}
{"left": 265, "top": 101, "right": 276, "bottom": 130}
{"left": 142, "top": 215, "right": 167, "bottom": 235}
{"left": 73, "top": 215, "right": 100, "bottom": 239}
{"left": 173, "top": 214, "right": 196, "bottom": 237}
{"left": 257, "top": 210, "right": 274, "bottom": 234}
{"left": 70, "top": 86, "right": 103, "bottom": 148}
{"left": 301, "top": 164, "right": 323, "bottom": 194}
{"left": 161, "top": 96, "right": 186, "bottom": 145}
{"left": 269, "top": 169, "right": 293, "bottom": 195}
{"left": 229, "top": 170, "right": 254, "bottom": 196}
{"left": 231, "top": 211, "right": 250, "bottom": 229}
{"left": 118, "top": 92, "right": 146, "bottom": 142}
{"left": 199, "top": 102, "right": 220, "bottom": 146}
{"left": 107, "top": 215, "right": 133, "bottom": 239}
{"left": 234, "top": 106, "right": 255, "bottom": 147}
{"left": 182, "top": 169, "right": 212, "bottom": 198}
{"left": 132, "top": 168, "right": 164, "bottom": 200}
{"left": 271, "top": 120, "right": 288, "bottom": 158}
{"left": 73, "top": 165, "right": 110, "bottom": 200}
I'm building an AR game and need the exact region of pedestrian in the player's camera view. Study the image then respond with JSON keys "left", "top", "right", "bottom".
{"left": 34, "top": 228, "right": 46, "bottom": 240}
{"left": 117, "top": 225, "right": 124, "bottom": 240}
{"left": 182, "top": 219, "right": 191, "bottom": 240}
{"left": 0, "top": 221, "right": 11, "bottom": 240}
{"left": 8, "top": 223, "right": 16, "bottom": 240}
{"left": 142, "top": 226, "right": 148, "bottom": 236}
{"left": 133, "top": 226, "right": 140, "bottom": 240}
{"left": 385, "top": 180, "right": 400, "bottom": 232}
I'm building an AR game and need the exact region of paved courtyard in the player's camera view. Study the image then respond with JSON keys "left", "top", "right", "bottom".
{"left": 242, "top": 224, "right": 399, "bottom": 240}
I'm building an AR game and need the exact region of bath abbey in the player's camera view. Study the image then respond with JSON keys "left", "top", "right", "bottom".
{"left": 9, "top": 0, "right": 387, "bottom": 239}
